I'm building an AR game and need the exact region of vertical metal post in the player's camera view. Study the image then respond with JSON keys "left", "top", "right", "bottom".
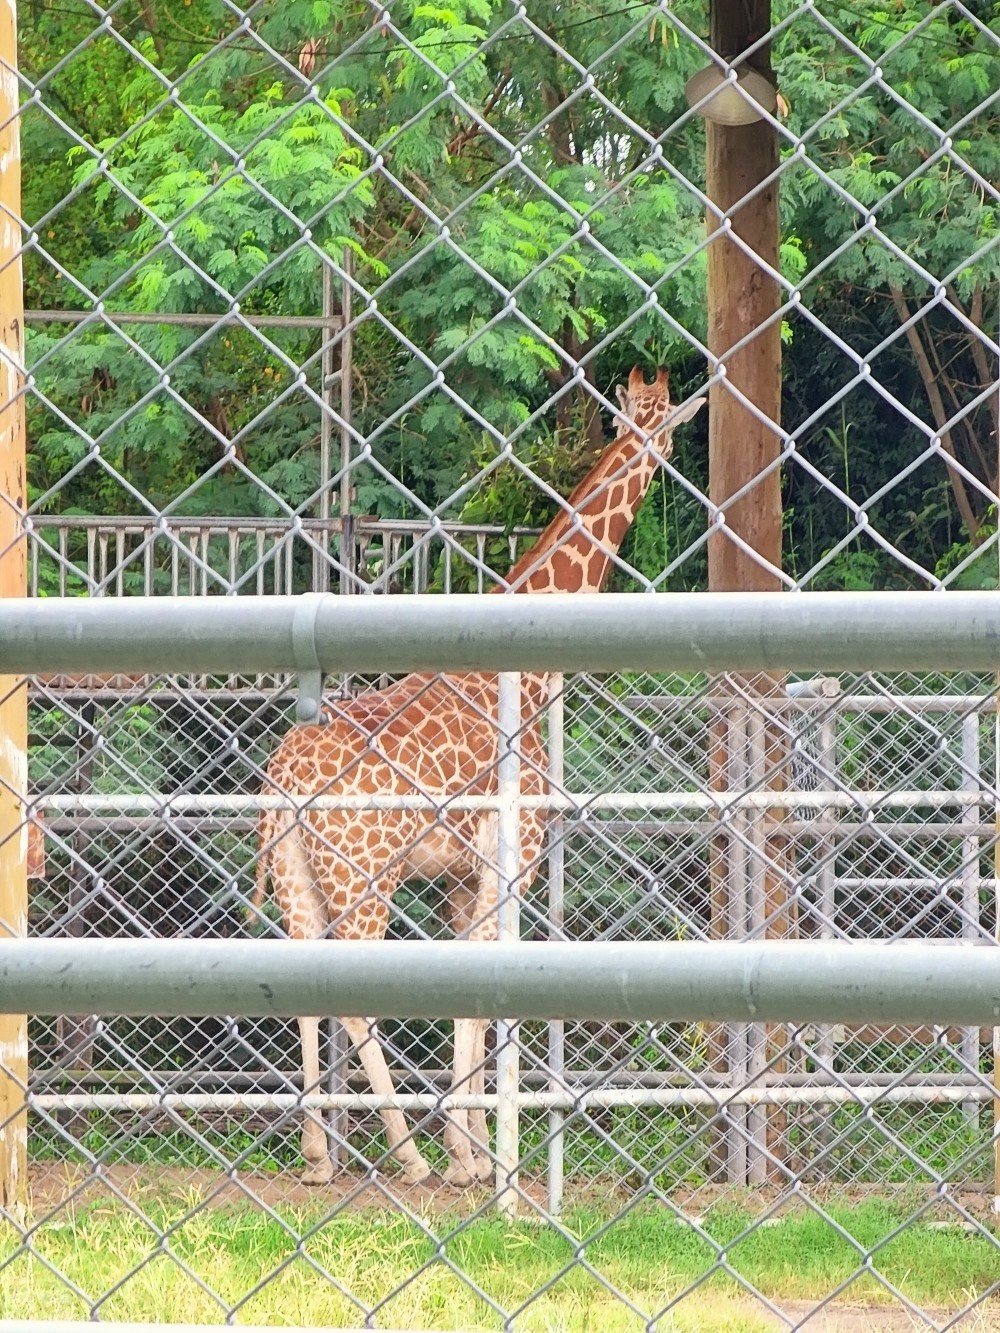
{"left": 546, "top": 673, "right": 565, "bottom": 1216}
{"left": 325, "top": 1016, "right": 347, "bottom": 1170}
{"left": 745, "top": 704, "right": 768, "bottom": 1183}
{"left": 0, "top": 0, "right": 27, "bottom": 1218}
{"left": 495, "top": 670, "right": 522, "bottom": 1218}
{"left": 960, "top": 712, "right": 981, "bottom": 1126}
{"left": 315, "top": 261, "right": 333, "bottom": 594}
{"left": 812, "top": 699, "right": 839, "bottom": 1166}
{"left": 57, "top": 703, "right": 97, "bottom": 1142}
{"left": 317, "top": 258, "right": 347, "bottom": 1162}
{"left": 338, "top": 248, "right": 354, "bottom": 596}
{"left": 815, "top": 702, "right": 839, "bottom": 960}
{"left": 726, "top": 701, "right": 749, "bottom": 1186}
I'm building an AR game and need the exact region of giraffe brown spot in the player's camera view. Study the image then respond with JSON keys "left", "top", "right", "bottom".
{"left": 557, "top": 558, "right": 585, "bottom": 592}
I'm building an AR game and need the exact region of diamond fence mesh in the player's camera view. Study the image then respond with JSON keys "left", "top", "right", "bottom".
{"left": 4, "top": 0, "right": 1000, "bottom": 1327}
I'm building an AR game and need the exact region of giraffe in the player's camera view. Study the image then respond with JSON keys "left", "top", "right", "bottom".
{"left": 254, "top": 366, "right": 706, "bottom": 1188}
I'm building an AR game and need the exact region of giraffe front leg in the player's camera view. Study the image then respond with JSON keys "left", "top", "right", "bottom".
{"left": 445, "top": 1018, "right": 493, "bottom": 1185}
{"left": 298, "top": 1015, "right": 335, "bottom": 1185}
{"left": 341, "top": 1016, "right": 434, "bottom": 1186}
{"left": 444, "top": 1017, "right": 487, "bottom": 1188}
{"left": 468, "top": 1017, "right": 493, "bottom": 1183}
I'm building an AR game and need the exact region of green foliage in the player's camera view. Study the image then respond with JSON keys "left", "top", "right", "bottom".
{"left": 936, "top": 511, "right": 999, "bottom": 588}
{"left": 19, "top": 0, "right": 1000, "bottom": 577}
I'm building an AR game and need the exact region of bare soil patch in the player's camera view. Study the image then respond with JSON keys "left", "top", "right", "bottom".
{"left": 27, "top": 1160, "right": 551, "bottom": 1218}
{"left": 772, "top": 1299, "right": 999, "bottom": 1330}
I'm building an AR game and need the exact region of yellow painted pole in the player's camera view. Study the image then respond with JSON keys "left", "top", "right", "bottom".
{"left": 993, "top": 778, "right": 999, "bottom": 1213}
{"left": 991, "top": 288, "right": 1000, "bottom": 1214}
{"left": 0, "top": 0, "right": 27, "bottom": 1220}
{"left": 994, "top": 294, "right": 1000, "bottom": 1214}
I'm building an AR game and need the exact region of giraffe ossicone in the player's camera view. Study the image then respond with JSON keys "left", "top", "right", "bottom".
{"left": 255, "top": 366, "right": 705, "bottom": 1190}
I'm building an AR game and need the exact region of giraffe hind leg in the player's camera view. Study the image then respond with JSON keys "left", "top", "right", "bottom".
{"left": 327, "top": 876, "right": 435, "bottom": 1187}
{"left": 299, "top": 1014, "right": 335, "bottom": 1184}
{"left": 445, "top": 853, "right": 499, "bottom": 1188}
{"left": 269, "top": 819, "right": 338, "bottom": 1184}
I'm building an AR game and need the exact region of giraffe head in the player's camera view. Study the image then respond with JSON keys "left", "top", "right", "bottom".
{"left": 613, "top": 365, "right": 706, "bottom": 458}
{"left": 495, "top": 362, "right": 706, "bottom": 595}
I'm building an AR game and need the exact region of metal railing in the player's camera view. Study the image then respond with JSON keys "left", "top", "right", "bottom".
{"left": 27, "top": 515, "right": 541, "bottom": 598}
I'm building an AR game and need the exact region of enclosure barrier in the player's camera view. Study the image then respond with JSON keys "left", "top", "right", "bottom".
{"left": 6, "top": 590, "right": 1000, "bottom": 674}
{"left": 7, "top": 592, "right": 1000, "bottom": 1331}
{"left": 3, "top": 938, "right": 1000, "bottom": 1025}
{"left": 8, "top": 0, "right": 1000, "bottom": 1325}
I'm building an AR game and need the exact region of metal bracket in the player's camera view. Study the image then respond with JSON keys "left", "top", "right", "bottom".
{"left": 291, "top": 592, "right": 327, "bottom": 725}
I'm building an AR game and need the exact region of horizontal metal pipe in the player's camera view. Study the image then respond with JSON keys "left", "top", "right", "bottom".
{"left": 30, "top": 788, "right": 993, "bottom": 814}
{"left": 24, "top": 1085, "right": 994, "bottom": 1113}
{"left": 27, "top": 1069, "right": 988, "bottom": 1092}
{"left": 784, "top": 821, "right": 994, "bottom": 838}
{"left": 29, "top": 688, "right": 300, "bottom": 706}
{"left": 6, "top": 591, "right": 1000, "bottom": 674}
{"left": 4, "top": 940, "right": 1000, "bottom": 1024}
{"left": 800, "top": 877, "right": 994, "bottom": 890}
{"left": 32, "top": 818, "right": 999, "bottom": 844}
{"left": 26, "top": 685, "right": 998, "bottom": 716}
{"left": 28, "top": 514, "right": 535, "bottom": 536}
{"left": 24, "top": 309, "right": 344, "bottom": 330}
{"left": 36, "top": 816, "right": 998, "bottom": 839}
{"left": 627, "top": 694, "right": 997, "bottom": 715}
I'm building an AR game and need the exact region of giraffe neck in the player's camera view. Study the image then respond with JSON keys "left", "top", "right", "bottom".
{"left": 493, "top": 427, "right": 659, "bottom": 595}
{"left": 374, "top": 398, "right": 670, "bottom": 704}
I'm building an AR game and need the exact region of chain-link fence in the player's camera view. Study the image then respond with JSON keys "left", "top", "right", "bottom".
{"left": 4, "top": 0, "right": 1000, "bottom": 1327}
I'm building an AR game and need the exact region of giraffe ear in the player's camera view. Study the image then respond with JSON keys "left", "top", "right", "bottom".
{"left": 666, "top": 396, "right": 707, "bottom": 428}
{"left": 615, "top": 382, "right": 629, "bottom": 410}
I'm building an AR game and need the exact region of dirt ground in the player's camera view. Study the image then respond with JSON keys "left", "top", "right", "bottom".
{"left": 766, "top": 1301, "right": 1000, "bottom": 1330}
{"left": 27, "top": 1159, "right": 1000, "bottom": 1224}
{"left": 27, "top": 1158, "right": 531, "bottom": 1215}
{"left": 24, "top": 1163, "right": 1000, "bottom": 1331}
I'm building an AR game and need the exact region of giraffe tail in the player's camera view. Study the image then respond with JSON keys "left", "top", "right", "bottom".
{"left": 249, "top": 805, "right": 276, "bottom": 925}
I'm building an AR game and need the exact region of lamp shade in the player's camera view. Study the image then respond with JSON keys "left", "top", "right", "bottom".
{"left": 685, "top": 64, "right": 777, "bottom": 126}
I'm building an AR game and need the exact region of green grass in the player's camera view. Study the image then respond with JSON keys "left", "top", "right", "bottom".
{"left": 3, "top": 1197, "right": 999, "bottom": 1330}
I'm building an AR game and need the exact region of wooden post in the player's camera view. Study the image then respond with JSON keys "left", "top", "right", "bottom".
{"left": 704, "top": 0, "right": 789, "bottom": 1183}
{"left": 0, "top": 0, "right": 28, "bottom": 1220}
{"left": 706, "top": 0, "right": 781, "bottom": 592}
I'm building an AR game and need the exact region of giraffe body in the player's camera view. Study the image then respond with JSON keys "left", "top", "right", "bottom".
{"left": 256, "top": 367, "right": 705, "bottom": 1187}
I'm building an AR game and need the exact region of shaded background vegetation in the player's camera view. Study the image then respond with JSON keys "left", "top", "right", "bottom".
{"left": 19, "top": 0, "right": 1000, "bottom": 593}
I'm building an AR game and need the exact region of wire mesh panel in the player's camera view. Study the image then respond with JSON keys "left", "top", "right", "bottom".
{"left": 4, "top": 0, "right": 1000, "bottom": 1328}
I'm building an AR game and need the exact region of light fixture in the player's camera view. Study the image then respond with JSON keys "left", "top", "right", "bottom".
{"left": 684, "top": 64, "right": 777, "bottom": 126}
